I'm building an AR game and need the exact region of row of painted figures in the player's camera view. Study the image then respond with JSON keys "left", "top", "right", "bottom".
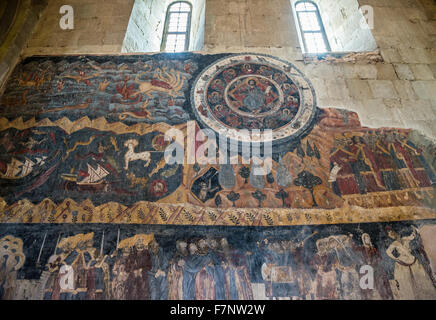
{"left": 0, "top": 227, "right": 435, "bottom": 300}
{"left": 329, "top": 130, "right": 436, "bottom": 196}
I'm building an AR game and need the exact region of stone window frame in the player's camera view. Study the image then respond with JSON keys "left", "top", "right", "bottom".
{"left": 294, "top": 0, "right": 331, "bottom": 54}
{"left": 160, "top": 1, "right": 193, "bottom": 52}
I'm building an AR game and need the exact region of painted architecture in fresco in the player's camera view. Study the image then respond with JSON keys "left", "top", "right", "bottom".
{"left": 0, "top": 53, "right": 435, "bottom": 299}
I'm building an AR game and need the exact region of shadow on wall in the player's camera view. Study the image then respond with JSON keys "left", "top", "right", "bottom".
{"left": 0, "top": 0, "right": 47, "bottom": 91}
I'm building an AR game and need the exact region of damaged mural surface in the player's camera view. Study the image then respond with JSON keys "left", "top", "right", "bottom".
{"left": 0, "top": 53, "right": 435, "bottom": 299}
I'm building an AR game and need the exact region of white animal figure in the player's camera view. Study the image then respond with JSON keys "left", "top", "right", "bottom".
{"left": 123, "top": 139, "right": 151, "bottom": 170}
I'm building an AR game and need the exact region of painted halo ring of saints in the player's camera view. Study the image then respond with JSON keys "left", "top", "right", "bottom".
{"left": 191, "top": 54, "right": 316, "bottom": 143}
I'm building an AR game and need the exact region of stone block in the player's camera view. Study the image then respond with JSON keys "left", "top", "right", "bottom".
{"left": 324, "top": 79, "right": 348, "bottom": 99}
{"left": 393, "top": 64, "right": 415, "bottom": 80}
{"left": 354, "top": 64, "right": 378, "bottom": 80}
{"left": 345, "top": 80, "right": 373, "bottom": 99}
{"left": 412, "top": 81, "right": 436, "bottom": 100}
{"left": 376, "top": 64, "right": 398, "bottom": 80}
{"left": 310, "top": 79, "right": 328, "bottom": 100}
{"left": 430, "top": 64, "right": 436, "bottom": 78}
{"left": 77, "top": 31, "right": 105, "bottom": 46}
{"left": 400, "top": 99, "right": 436, "bottom": 121}
{"left": 392, "top": 80, "right": 419, "bottom": 100}
{"left": 383, "top": 98, "right": 401, "bottom": 110}
{"left": 368, "top": 80, "right": 398, "bottom": 99}
{"left": 410, "top": 64, "right": 435, "bottom": 80}
{"left": 359, "top": 98, "right": 397, "bottom": 121}
{"left": 338, "top": 64, "right": 356, "bottom": 79}
{"left": 103, "top": 31, "right": 126, "bottom": 45}
{"left": 309, "top": 64, "right": 336, "bottom": 79}
{"left": 398, "top": 48, "right": 433, "bottom": 64}
{"left": 380, "top": 48, "right": 403, "bottom": 63}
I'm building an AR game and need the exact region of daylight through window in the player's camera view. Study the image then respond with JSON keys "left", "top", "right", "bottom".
{"left": 162, "top": 1, "right": 192, "bottom": 52}
{"left": 295, "top": 1, "right": 330, "bottom": 53}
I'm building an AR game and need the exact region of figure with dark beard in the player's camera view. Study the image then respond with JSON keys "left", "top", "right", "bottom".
{"left": 126, "top": 239, "right": 152, "bottom": 300}
{"left": 148, "top": 239, "right": 169, "bottom": 300}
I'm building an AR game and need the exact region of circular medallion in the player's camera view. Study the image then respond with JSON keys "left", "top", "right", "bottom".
{"left": 191, "top": 54, "right": 317, "bottom": 145}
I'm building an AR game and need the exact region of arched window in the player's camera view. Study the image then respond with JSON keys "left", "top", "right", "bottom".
{"left": 161, "top": 1, "right": 192, "bottom": 52}
{"left": 295, "top": 1, "right": 330, "bottom": 53}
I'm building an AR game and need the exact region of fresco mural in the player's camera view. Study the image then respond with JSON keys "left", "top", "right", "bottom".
{"left": 0, "top": 126, "right": 183, "bottom": 205}
{"left": 0, "top": 221, "right": 435, "bottom": 300}
{"left": 0, "top": 56, "right": 200, "bottom": 124}
{"left": 0, "top": 52, "right": 436, "bottom": 299}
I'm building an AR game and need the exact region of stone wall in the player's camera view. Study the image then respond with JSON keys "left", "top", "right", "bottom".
{"left": 204, "top": 0, "right": 436, "bottom": 141}
{"left": 122, "top": 0, "right": 205, "bottom": 53}
{"left": 1, "top": 1, "right": 436, "bottom": 301}
{"left": 23, "top": 0, "right": 135, "bottom": 56}
{"left": 122, "top": 0, "right": 171, "bottom": 53}
{"left": 306, "top": 0, "right": 378, "bottom": 52}
{"left": 0, "top": 0, "right": 46, "bottom": 93}
{"left": 2, "top": 0, "right": 436, "bottom": 140}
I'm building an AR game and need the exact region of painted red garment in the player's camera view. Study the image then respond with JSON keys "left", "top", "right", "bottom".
{"left": 292, "top": 245, "right": 314, "bottom": 298}
{"left": 361, "top": 173, "right": 385, "bottom": 193}
{"left": 414, "top": 169, "right": 432, "bottom": 187}
{"left": 393, "top": 141, "right": 423, "bottom": 186}
{"left": 350, "top": 241, "right": 394, "bottom": 300}
{"left": 0, "top": 161, "right": 6, "bottom": 174}
{"left": 312, "top": 253, "right": 339, "bottom": 300}
{"left": 86, "top": 267, "right": 97, "bottom": 300}
{"left": 360, "top": 144, "right": 385, "bottom": 189}
{"left": 374, "top": 142, "right": 397, "bottom": 170}
{"left": 330, "top": 149, "right": 360, "bottom": 195}
{"left": 167, "top": 260, "right": 184, "bottom": 300}
{"left": 125, "top": 249, "right": 152, "bottom": 300}
{"left": 348, "top": 143, "right": 384, "bottom": 189}
{"left": 46, "top": 270, "right": 62, "bottom": 300}
{"left": 362, "top": 247, "right": 393, "bottom": 300}
{"left": 151, "top": 79, "right": 172, "bottom": 89}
